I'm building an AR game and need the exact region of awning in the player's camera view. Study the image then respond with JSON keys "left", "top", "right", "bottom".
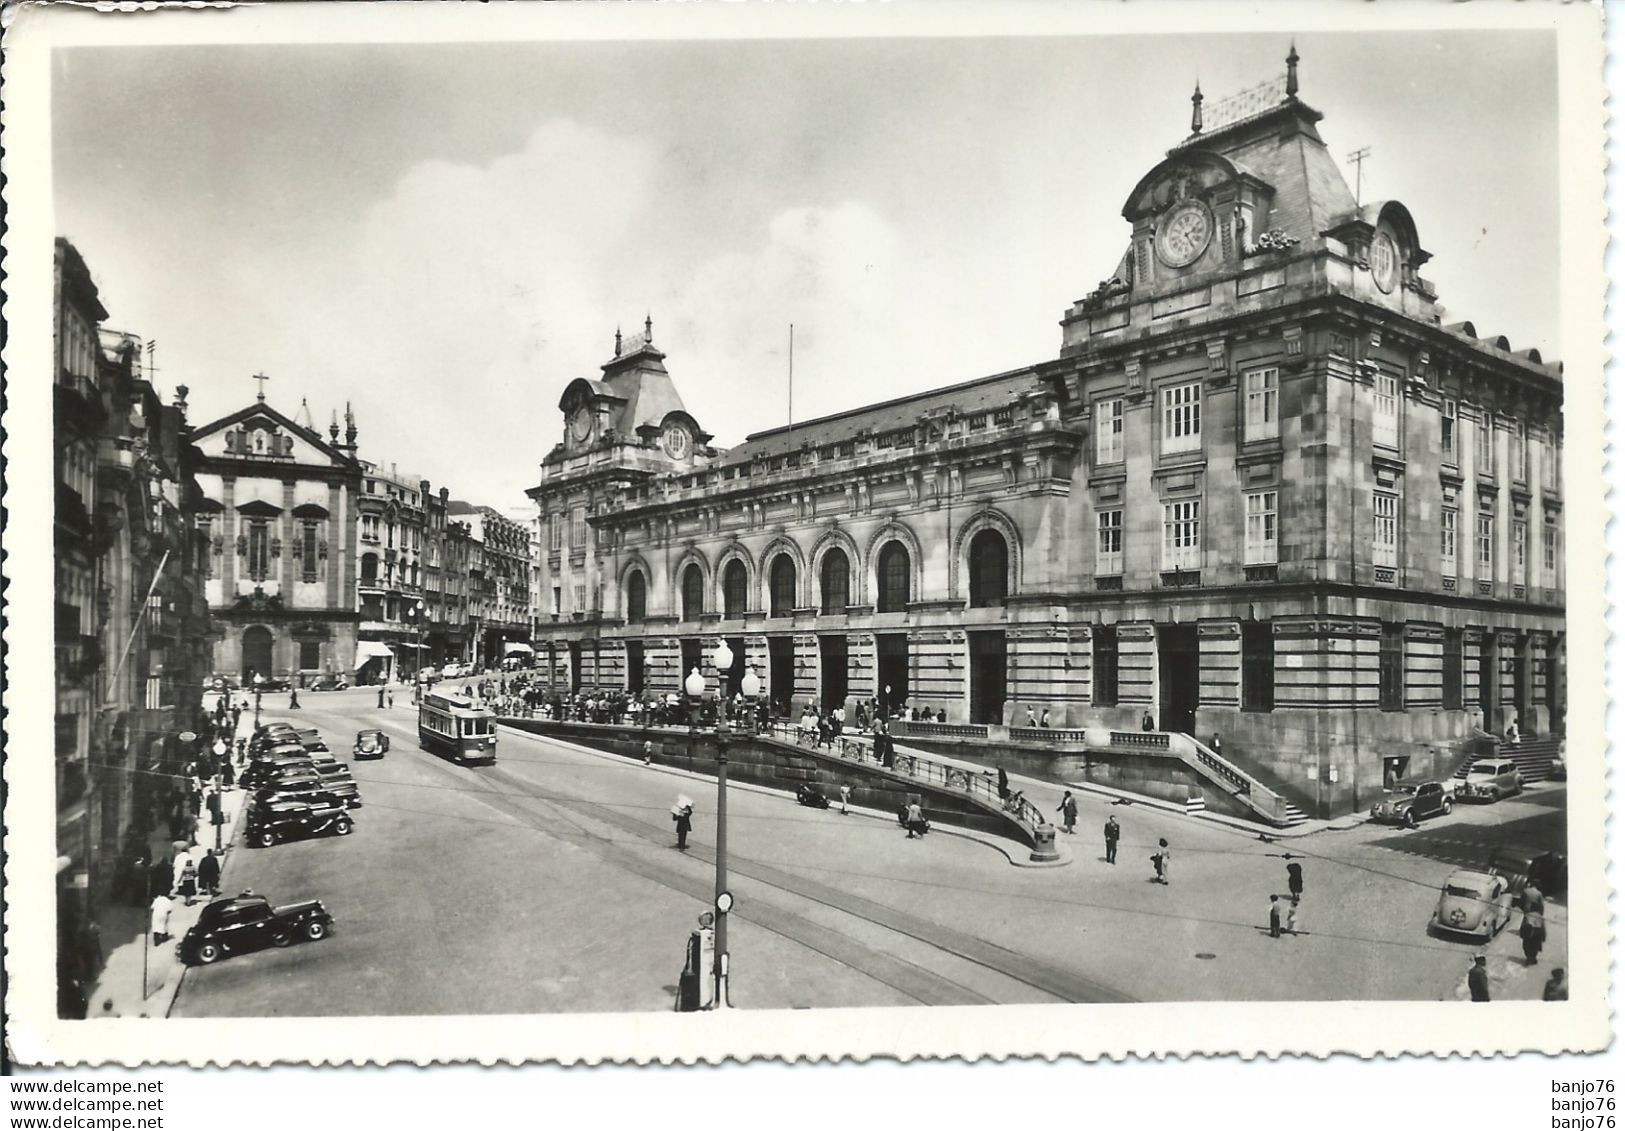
{"left": 356, "top": 641, "right": 396, "bottom": 661}
{"left": 503, "top": 643, "right": 535, "bottom": 654}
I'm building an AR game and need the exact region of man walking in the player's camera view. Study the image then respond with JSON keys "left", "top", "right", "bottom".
{"left": 673, "top": 800, "right": 694, "bottom": 851}
{"left": 1520, "top": 883, "right": 1546, "bottom": 966}
{"left": 1468, "top": 954, "right": 1491, "bottom": 1002}
{"left": 904, "top": 799, "right": 925, "bottom": 839}
{"left": 1153, "top": 838, "right": 1171, "bottom": 884}
{"left": 1104, "top": 814, "right": 1120, "bottom": 864}
{"left": 1268, "top": 894, "right": 1282, "bottom": 938}
{"left": 839, "top": 784, "right": 851, "bottom": 816}
{"left": 1056, "top": 791, "right": 1078, "bottom": 835}
{"left": 197, "top": 848, "right": 222, "bottom": 897}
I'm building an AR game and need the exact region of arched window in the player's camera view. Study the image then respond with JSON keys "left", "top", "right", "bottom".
{"left": 625, "top": 570, "right": 646, "bottom": 623}
{"left": 681, "top": 564, "right": 705, "bottom": 621}
{"left": 968, "top": 529, "right": 1009, "bottom": 607}
{"left": 820, "top": 550, "right": 850, "bottom": 615}
{"left": 360, "top": 552, "right": 379, "bottom": 583}
{"left": 877, "top": 542, "right": 911, "bottom": 613}
{"left": 723, "top": 560, "right": 748, "bottom": 619}
{"left": 770, "top": 555, "right": 797, "bottom": 617}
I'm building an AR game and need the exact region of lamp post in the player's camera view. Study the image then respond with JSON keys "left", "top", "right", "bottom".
{"left": 409, "top": 599, "right": 425, "bottom": 704}
{"left": 710, "top": 639, "right": 736, "bottom": 1009}
{"left": 252, "top": 673, "right": 264, "bottom": 731}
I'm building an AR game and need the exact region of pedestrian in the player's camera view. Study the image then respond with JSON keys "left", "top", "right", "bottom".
{"left": 1505, "top": 719, "right": 1521, "bottom": 745}
{"left": 1468, "top": 954, "right": 1491, "bottom": 1002}
{"left": 1268, "top": 894, "right": 1282, "bottom": 938}
{"left": 387, "top": 687, "right": 394, "bottom": 708}
{"left": 381, "top": 686, "right": 389, "bottom": 708}
{"left": 839, "top": 783, "right": 851, "bottom": 815}
{"left": 672, "top": 799, "right": 694, "bottom": 851}
{"left": 1286, "top": 860, "right": 1304, "bottom": 899}
{"left": 174, "top": 855, "right": 199, "bottom": 907}
{"left": 1520, "top": 884, "right": 1547, "bottom": 966}
{"left": 1104, "top": 814, "right": 1120, "bottom": 864}
{"left": 289, "top": 687, "right": 301, "bottom": 709}
{"left": 997, "top": 767, "right": 1010, "bottom": 801}
{"left": 1285, "top": 894, "right": 1301, "bottom": 935}
{"left": 1211, "top": 733, "right": 1223, "bottom": 756}
{"left": 1142, "top": 710, "right": 1156, "bottom": 732}
{"left": 904, "top": 799, "right": 924, "bottom": 839}
{"left": 150, "top": 892, "right": 173, "bottom": 945}
{"left": 1152, "top": 838, "right": 1170, "bottom": 884}
{"left": 197, "top": 849, "right": 222, "bottom": 897}
{"left": 1040, "top": 708, "right": 1051, "bottom": 729}
{"left": 220, "top": 756, "right": 235, "bottom": 789}
{"left": 1056, "top": 791, "right": 1078, "bottom": 834}
{"left": 936, "top": 708, "right": 946, "bottom": 723}
{"left": 643, "top": 740, "right": 654, "bottom": 766}
{"left": 1543, "top": 968, "right": 1569, "bottom": 1001}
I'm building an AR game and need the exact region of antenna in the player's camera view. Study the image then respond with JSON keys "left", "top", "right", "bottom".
{"left": 145, "top": 339, "right": 159, "bottom": 386}
{"left": 1347, "top": 146, "right": 1372, "bottom": 207}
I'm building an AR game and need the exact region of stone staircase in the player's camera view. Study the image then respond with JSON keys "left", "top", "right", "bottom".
{"left": 1453, "top": 736, "right": 1563, "bottom": 785}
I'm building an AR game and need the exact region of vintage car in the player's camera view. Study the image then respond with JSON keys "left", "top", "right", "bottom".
{"left": 308, "top": 674, "right": 350, "bottom": 692}
{"left": 177, "top": 892, "right": 334, "bottom": 965}
{"left": 1489, "top": 847, "right": 1568, "bottom": 899}
{"left": 254, "top": 677, "right": 292, "bottom": 692}
{"left": 242, "top": 763, "right": 323, "bottom": 796}
{"left": 353, "top": 729, "right": 390, "bottom": 760}
{"left": 311, "top": 762, "right": 362, "bottom": 808}
{"left": 249, "top": 738, "right": 311, "bottom": 761}
{"left": 246, "top": 795, "right": 355, "bottom": 847}
{"left": 1458, "top": 758, "right": 1524, "bottom": 803}
{"left": 1430, "top": 869, "right": 1513, "bottom": 941}
{"left": 240, "top": 754, "right": 317, "bottom": 787}
{"left": 252, "top": 721, "right": 296, "bottom": 742}
{"left": 1369, "top": 780, "right": 1454, "bottom": 827}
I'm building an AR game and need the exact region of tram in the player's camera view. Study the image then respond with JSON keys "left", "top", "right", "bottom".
{"left": 417, "top": 692, "right": 498, "bottom": 764}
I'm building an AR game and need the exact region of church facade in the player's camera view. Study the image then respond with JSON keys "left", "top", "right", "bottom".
{"left": 528, "top": 56, "right": 1564, "bottom": 817}
{"left": 192, "top": 393, "right": 363, "bottom": 685}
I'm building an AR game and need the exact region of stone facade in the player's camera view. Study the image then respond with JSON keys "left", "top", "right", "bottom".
{"left": 526, "top": 62, "right": 1563, "bottom": 817}
{"left": 355, "top": 460, "right": 428, "bottom": 683}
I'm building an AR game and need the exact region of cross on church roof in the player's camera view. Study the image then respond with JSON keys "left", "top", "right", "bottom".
{"left": 252, "top": 371, "right": 271, "bottom": 402}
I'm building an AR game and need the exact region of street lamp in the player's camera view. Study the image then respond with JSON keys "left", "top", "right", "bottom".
{"left": 252, "top": 673, "right": 265, "bottom": 730}
{"left": 409, "top": 599, "right": 425, "bottom": 703}
{"left": 710, "top": 638, "right": 735, "bottom": 1010}
{"left": 741, "top": 666, "right": 761, "bottom": 738}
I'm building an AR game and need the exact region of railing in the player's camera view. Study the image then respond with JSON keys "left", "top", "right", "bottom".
{"left": 1008, "top": 726, "right": 1091, "bottom": 744}
{"left": 1194, "top": 747, "right": 1250, "bottom": 794}
{"left": 896, "top": 720, "right": 989, "bottom": 740}
{"left": 1110, "top": 730, "right": 1170, "bottom": 749}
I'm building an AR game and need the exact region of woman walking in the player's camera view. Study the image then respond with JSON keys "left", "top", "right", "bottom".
{"left": 1056, "top": 791, "right": 1078, "bottom": 834}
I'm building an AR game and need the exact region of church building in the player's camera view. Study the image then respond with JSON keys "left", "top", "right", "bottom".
{"left": 528, "top": 52, "right": 1565, "bottom": 817}
{"left": 191, "top": 385, "right": 363, "bottom": 684}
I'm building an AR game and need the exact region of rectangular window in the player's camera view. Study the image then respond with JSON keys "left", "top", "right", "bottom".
{"left": 1379, "top": 623, "right": 1404, "bottom": 710}
{"left": 1511, "top": 425, "right": 1527, "bottom": 483}
{"left": 300, "top": 523, "right": 319, "bottom": 583}
{"left": 1095, "top": 509, "right": 1123, "bottom": 576}
{"left": 1372, "top": 371, "right": 1399, "bottom": 449}
{"left": 570, "top": 508, "right": 585, "bottom": 547}
{"left": 1372, "top": 492, "right": 1398, "bottom": 568}
{"left": 1543, "top": 512, "right": 1558, "bottom": 576}
{"left": 1094, "top": 398, "right": 1124, "bottom": 464}
{"left": 247, "top": 522, "right": 270, "bottom": 581}
{"left": 1161, "top": 500, "right": 1201, "bottom": 570}
{"left": 299, "top": 640, "right": 320, "bottom": 669}
{"left": 1243, "top": 367, "right": 1279, "bottom": 441}
{"left": 1441, "top": 507, "right": 1458, "bottom": 577}
{"left": 1476, "top": 513, "right": 1495, "bottom": 573}
{"left": 572, "top": 584, "right": 585, "bottom": 614}
{"left": 549, "top": 514, "right": 562, "bottom": 552}
{"left": 1441, "top": 399, "right": 1457, "bottom": 462}
{"left": 1092, "top": 625, "right": 1118, "bottom": 707}
{"left": 1544, "top": 440, "right": 1558, "bottom": 492}
{"left": 1160, "top": 382, "right": 1202, "bottom": 455}
{"left": 1442, "top": 628, "right": 1464, "bottom": 710}
{"left": 1241, "top": 621, "right": 1274, "bottom": 712}
{"left": 1476, "top": 411, "right": 1495, "bottom": 476}
{"left": 1511, "top": 518, "right": 1527, "bottom": 586}
{"left": 198, "top": 518, "right": 214, "bottom": 579}
{"left": 552, "top": 586, "right": 561, "bottom": 615}
{"left": 1244, "top": 491, "right": 1278, "bottom": 565}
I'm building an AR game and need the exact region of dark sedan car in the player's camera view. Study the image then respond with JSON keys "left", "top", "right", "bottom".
{"left": 308, "top": 674, "right": 350, "bottom": 692}
{"left": 240, "top": 757, "right": 318, "bottom": 790}
{"left": 246, "top": 796, "right": 354, "bottom": 847}
{"left": 353, "top": 729, "right": 390, "bottom": 760}
{"left": 1369, "top": 780, "right": 1454, "bottom": 827}
{"left": 310, "top": 762, "right": 362, "bottom": 807}
{"left": 177, "top": 893, "right": 334, "bottom": 965}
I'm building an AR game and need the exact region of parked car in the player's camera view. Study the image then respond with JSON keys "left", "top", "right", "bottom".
{"left": 1489, "top": 847, "right": 1568, "bottom": 899}
{"left": 1430, "top": 869, "right": 1513, "bottom": 941}
{"left": 177, "top": 893, "right": 334, "bottom": 965}
{"left": 246, "top": 795, "right": 354, "bottom": 847}
{"left": 1369, "top": 780, "right": 1454, "bottom": 827}
{"left": 354, "top": 729, "right": 390, "bottom": 760}
{"left": 240, "top": 759, "right": 319, "bottom": 792}
{"left": 252, "top": 722, "right": 296, "bottom": 741}
{"left": 249, "top": 739, "right": 310, "bottom": 760}
{"left": 309, "top": 674, "right": 350, "bottom": 692}
{"left": 1458, "top": 758, "right": 1523, "bottom": 803}
{"left": 311, "top": 762, "right": 362, "bottom": 808}
{"left": 254, "top": 677, "right": 291, "bottom": 692}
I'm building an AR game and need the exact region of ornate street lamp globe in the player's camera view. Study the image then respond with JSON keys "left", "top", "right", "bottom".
{"left": 684, "top": 666, "right": 706, "bottom": 699}
{"left": 740, "top": 668, "right": 761, "bottom": 700}
{"left": 713, "top": 640, "right": 734, "bottom": 673}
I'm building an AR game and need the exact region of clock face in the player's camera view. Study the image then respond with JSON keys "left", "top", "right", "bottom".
{"left": 1155, "top": 200, "right": 1213, "bottom": 268}
{"left": 1370, "top": 233, "right": 1400, "bottom": 294}
{"left": 570, "top": 408, "right": 593, "bottom": 443}
{"left": 661, "top": 424, "right": 690, "bottom": 460}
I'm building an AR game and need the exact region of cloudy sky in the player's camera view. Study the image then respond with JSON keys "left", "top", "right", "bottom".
{"left": 52, "top": 27, "right": 1558, "bottom": 507}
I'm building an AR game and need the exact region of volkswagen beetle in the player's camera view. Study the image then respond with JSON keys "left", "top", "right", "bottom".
{"left": 1430, "top": 869, "right": 1512, "bottom": 941}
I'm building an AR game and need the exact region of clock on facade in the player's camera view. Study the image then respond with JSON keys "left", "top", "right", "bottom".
{"left": 1370, "top": 232, "right": 1400, "bottom": 294}
{"left": 661, "top": 423, "right": 690, "bottom": 460}
{"left": 571, "top": 408, "right": 594, "bottom": 443}
{"left": 1154, "top": 199, "right": 1213, "bottom": 268}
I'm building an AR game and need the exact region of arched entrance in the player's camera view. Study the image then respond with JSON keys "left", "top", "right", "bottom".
{"left": 241, "top": 625, "right": 274, "bottom": 683}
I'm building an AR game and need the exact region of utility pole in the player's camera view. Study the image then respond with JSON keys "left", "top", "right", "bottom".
{"left": 1347, "top": 147, "right": 1372, "bottom": 207}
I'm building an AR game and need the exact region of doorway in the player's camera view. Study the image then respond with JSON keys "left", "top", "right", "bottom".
{"left": 820, "top": 635, "right": 849, "bottom": 711}
{"left": 968, "top": 630, "right": 1006, "bottom": 725}
{"left": 876, "top": 633, "right": 910, "bottom": 716}
{"left": 626, "top": 641, "right": 645, "bottom": 694}
{"left": 1157, "top": 624, "right": 1199, "bottom": 736}
{"left": 241, "top": 625, "right": 273, "bottom": 683}
{"left": 567, "top": 641, "right": 583, "bottom": 693}
{"left": 768, "top": 637, "right": 794, "bottom": 715}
